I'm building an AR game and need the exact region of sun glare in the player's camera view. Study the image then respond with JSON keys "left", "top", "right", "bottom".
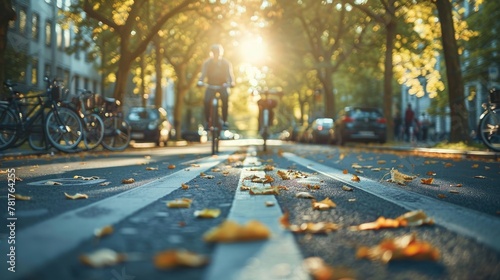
{"left": 239, "top": 35, "right": 267, "bottom": 64}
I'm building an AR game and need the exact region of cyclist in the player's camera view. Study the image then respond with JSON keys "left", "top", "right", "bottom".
{"left": 197, "top": 44, "right": 235, "bottom": 130}
{"left": 257, "top": 90, "right": 278, "bottom": 134}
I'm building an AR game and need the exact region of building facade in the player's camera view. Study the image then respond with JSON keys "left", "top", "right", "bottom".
{"left": 7, "top": 0, "right": 101, "bottom": 95}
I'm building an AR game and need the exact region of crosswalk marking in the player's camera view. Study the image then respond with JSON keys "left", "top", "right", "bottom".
{"left": 1, "top": 153, "right": 231, "bottom": 280}
{"left": 204, "top": 149, "right": 310, "bottom": 280}
{"left": 283, "top": 152, "right": 500, "bottom": 252}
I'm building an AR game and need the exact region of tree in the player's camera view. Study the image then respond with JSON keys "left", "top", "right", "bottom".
{"left": 0, "top": 0, "right": 16, "bottom": 98}
{"left": 434, "top": 0, "right": 469, "bottom": 143}
{"left": 77, "top": 0, "right": 196, "bottom": 101}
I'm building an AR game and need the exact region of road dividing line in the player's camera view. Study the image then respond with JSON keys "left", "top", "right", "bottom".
{"left": 283, "top": 152, "right": 500, "bottom": 253}
{"left": 204, "top": 150, "right": 310, "bottom": 280}
{"left": 1, "top": 153, "right": 231, "bottom": 280}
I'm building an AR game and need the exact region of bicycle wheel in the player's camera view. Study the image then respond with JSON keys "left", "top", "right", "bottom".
{"left": 101, "top": 117, "right": 131, "bottom": 151}
{"left": 0, "top": 105, "right": 19, "bottom": 150}
{"left": 478, "top": 108, "right": 500, "bottom": 152}
{"left": 211, "top": 100, "right": 219, "bottom": 155}
{"left": 45, "top": 107, "right": 83, "bottom": 152}
{"left": 28, "top": 116, "right": 48, "bottom": 151}
{"left": 82, "top": 113, "right": 104, "bottom": 150}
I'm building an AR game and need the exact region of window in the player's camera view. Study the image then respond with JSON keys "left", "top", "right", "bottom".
{"left": 19, "top": 7, "right": 27, "bottom": 35}
{"left": 56, "top": 24, "right": 63, "bottom": 49}
{"left": 84, "top": 78, "right": 89, "bottom": 90}
{"left": 31, "top": 59, "right": 39, "bottom": 86}
{"left": 32, "top": 13, "right": 39, "bottom": 41}
{"left": 45, "top": 20, "right": 52, "bottom": 46}
{"left": 74, "top": 75, "right": 80, "bottom": 93}
{"left": 63, "top": 70, "right": 70, "bottom": 87}
{"left": 64, "top": 28, "right": 70, "bottom": 49}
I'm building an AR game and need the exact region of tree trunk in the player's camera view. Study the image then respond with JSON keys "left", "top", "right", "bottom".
{"left": 384, "top": 19, "right": 396, "bottom": 141}
{"left": 173, "top": 83, "right": 188, "bottom": 141}
{"left": 113, "top": 52, "right": 133, "bottom": 101}
{"left": 434, "top": 0, "right": 469, "bottom": 143}
{"left": 154, "top": 36, "right": 163, "bottom": 108}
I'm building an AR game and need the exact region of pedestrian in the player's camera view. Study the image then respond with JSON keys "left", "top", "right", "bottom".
{"left": 404, "top": 104, "right": 415, "bottom": 142}
{"left": 419, "top": 112, "right": 430, "bottom": 142}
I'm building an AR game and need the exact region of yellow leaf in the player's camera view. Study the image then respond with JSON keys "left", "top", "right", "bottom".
{"left": 94, "top": 225, "right": 114, "bottom": 238}
{"left": 167, "top": 198, "right": 193, "bottom": 208}
{"left": 181, "top": 183, "right": 189, "bottom": 190}
{"left": 122, "top": 178, "right": 135, "bottom": 184}
{"left": 153, "top": 250, "right": 208, "bottom": 269}
{"left": 296, "top": 192, "right": 315, "bottom": 199}
{"left": 351, "top": 175, "right": 360, "bottom": 182}
{"left": 312, "top": 198, "right": 336, "bottom": 210}
{"left": 14, "top": 194, "right": 31, "bottom": 201}
{"left": 420, "top": 178, "right": 434, "bottom": 185}
{"left": 194, "top": 209, "right": 221, "bottom": 218}
{"left": 356, "top": 233, "right": 439, "bottom": 263}
{"left": 203, "top": 220, "right": 271, "bottom": 243}
{"left": 64, "top": 192, "right": 88, "bottom": 200}
{"left": 249, "top": 186, "right": 280, "bottom": 195}
{"left": 79, "top": 248, "right": 126, "bottom": 267}
{"left": 342, "top": 185, "right": 353, "bottom": 191}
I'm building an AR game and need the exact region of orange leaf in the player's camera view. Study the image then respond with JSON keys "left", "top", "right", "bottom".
{"left": 153, "top": 250, "right": 208, "bottom": 269}
{"left": 168, "top": 164, "right": 176, "bottom": 169}
{"left": 420, "top": 178, "right": 434, "bottom": 185}
{"left": 121, "top": 178, "right": 135, "bottom": 184}
{"left": 343, "top": 169, "right": 348, "bottom": 174}
{"left": 94, "top": 225, "right": 114, "bottom": 238}
{"left": 167, "top": 198, "right": 193, "bottom": 208}
{"left": 203, "top": 220, "right": 271, "bottom": 243}
{"left": 312, "top": 198, "right": 336, "bottom": 210}
{"left": 351, "top": 175, "right": 360, "bottom": 182}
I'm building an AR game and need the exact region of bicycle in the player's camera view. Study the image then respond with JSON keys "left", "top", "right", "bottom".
{"left": 98, "top": 97, "right": 131, "bottom": 151}
{"left": 68, "top": 89, "right": 105, "bottom": 151}
{"left": 477, "top": 88, "right": 500, "bottom": 152}
{"left": 200, "top": 84, "right": 227, "bottom": 155}
{"left": 0, "top": 78, "right": 83, "bottom": 152}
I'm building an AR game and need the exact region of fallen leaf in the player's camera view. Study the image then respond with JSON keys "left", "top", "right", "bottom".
{"left": 94, "top": 225, "right": 114, "bottom": 238}
{"left": 471, "top": 164, "right": 479, "bottom": 169}
{"left": 122, "top": 178, "right": 135, "bottom": 184}
{"left": 249, "top": 186, "right": 280, "bottom": 195}
{"left": 265, "top": 201, "right": 275, "bottom": 207}
{"left": 240, "top": 185, "right": 250, "bottom": 191}
{"left": 387, "top": 169, "right": 416, "bottom": 185}
{"left": 203, "top": 220, "right": 271, "bottom": 243}
{"left": 45, "top": 180, "right": 63, "bottom": 185}
{"left": 451, "top": 183, "right": 463, "bottom": 187}
{"left": 348, "top": 198, "right": 356, "bottom": 202}
{"left": 303, "top": 257, "right": 356, "bottom": 280}
{"left": 377, "top": 160, "right": 386, "bottom": 165}
{"left": 420, "top": 178, "right": 434, "bottom": 185}
{"left": 146, "top": 167, "right": 158, "bottom": 171}
{"left": 167, "top": 198, "right": 193, "bottom": 208}
{"left": 356, "top": 233, "right": 440, "bottom": 263}
{"left": 449, "top": 190, "right": 459, "bottom": 194}
{"left": 474, "top": 175, "right": 486, "bottom": 179}
{"left": 343, "top": 169, "right": 348, "bottom": 174}
{"left": 312, "top": 198, "right": 336, "bottom": 210}
{"left": 194, "top": 209, "right": 221, "bottom": 218}
{"left": 444, "top": 163, "right": 453, "bottom": 168}
{"left": 181, "top": 183, "right": 189, "bottom": 190}
{"left": 350, "top": 210, "right": 433, "bottom": 230}
{"left": 264, "top": 165, "right": 274, "bottom": 171}
{"left": 296, "top": 192, "right": 315, "bottom": 199}
{"left": 64, "top": 192, "right": 89, "bottom": 200}
{"left": 80, "top": 248, "right": 126, "bottom": 267}
{"left": 351, "top": 175, "right": 360, "bottom": 182}
{"left": 289, "top": 222, "right": 340, "bottom": 234}
{"left": 74, "top": 175, "right": 100, "bottom": 180}
{"left": 100, "top": 182, "right": 111, "bottom": 186}
{"left": 153, "top": 250, "right": 208, "bottom": 269}
{"left": 437, "top": 194, "right": 446, "bottom": 199}
{"left": 426, "top": 171, "right": 436, "bottom": 176}
{"left": 342, "top": 185, "right": 353, "bottom": 191}
{"left": 14, "top": 194, "right": 31, "bottom": 200}
{"left": 168, "top": 164, "right": 176, "bottom": 169}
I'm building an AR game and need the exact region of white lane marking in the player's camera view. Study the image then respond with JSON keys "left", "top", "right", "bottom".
{"left": 205, "top": 150, "right": 310, "bottom": 280}
{"left": 1, "top": 153, "right": 231, "bottom": 279}
{"left": 283, "top": 152, "right": 500, "bottom": 252}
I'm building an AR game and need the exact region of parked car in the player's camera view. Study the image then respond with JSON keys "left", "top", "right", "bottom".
{"left": 126, "top": 107, "right": 172, "bottom": 146}
{"left": 182, "top": 125, "right": 208, "bottom": 143}
{"left": 333, "top": 107, "right": 386, "bottom": 145}
{"left": 309, "top": 118, "right": 335, "bottom": 144}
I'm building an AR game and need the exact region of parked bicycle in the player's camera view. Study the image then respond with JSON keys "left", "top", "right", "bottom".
{"left": 477, "top": 88, "right": 500, "bottom": 152}
{"left": 98, "top": 97, "right": 131, "bottom": 151}
{"left": 68, "top": 89, "right": 105, "bottom": 151}
{"left": 0, "top": 77, "right": 83, "bottom": 152}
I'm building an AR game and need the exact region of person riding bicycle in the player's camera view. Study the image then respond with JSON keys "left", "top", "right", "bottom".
{"left": 197, "top": 44, "right": 235, "bottom": 131}
{"left": 257, "top": 90, "right": 278, "bottom": 134}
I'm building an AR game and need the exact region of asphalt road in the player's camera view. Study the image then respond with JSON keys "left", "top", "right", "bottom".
{"left": 0, "top": 140, "right": 499, "bottom": 280}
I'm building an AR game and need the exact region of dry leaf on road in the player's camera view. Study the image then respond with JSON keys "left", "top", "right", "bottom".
{"left": 203, "top": 220, "right": 271, "bottom": 243}
{"left": 80, "top": 248, "right": 126, "bottom": 267}
{"left": 312, "top": 198, "right": 337, "bottom": 210}
{"left": 167, "top": 198, "right": 193, "bottom": 208}
{"left": 14, "top": 194, "right": 31, "bottom": 200}
{"left": 356, "top": 233, "right": 440, "bottom": 263}
{"left": 296, "top": 192, "right": 315, "bottom": 199}
{"left": 122, "top": 178, "right": 135, "bottom": 184}
{"left": 194, "top": 209, "right": 221, "bottom": 218}
{"left": 64, "top": 192, "right": 89, "bottom": 200}
{"left": 94, "top": 225, "right": 114, "bottom": 238}
{"left": 249, "top": 186, "right": 280, "bottom": 195}
{"left": 154, "top": 249, "right": 208, "bottom": 269}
